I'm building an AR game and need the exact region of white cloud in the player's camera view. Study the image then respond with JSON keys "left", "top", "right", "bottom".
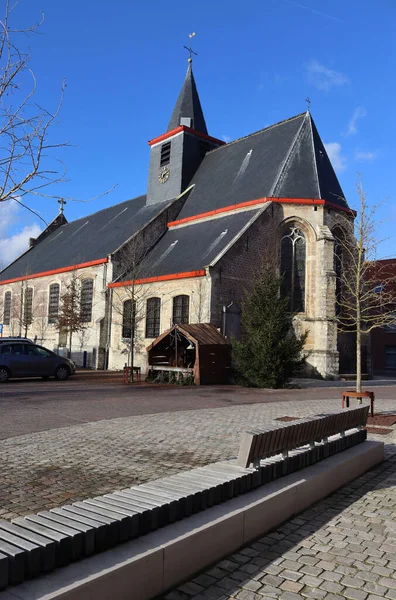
{"left": 345, "top": 106, "right": 367, "bottom": 136}
{"left": 0, "top": 201, "right": 41, "bottom": 269}
{"left": 355, "top": 150, "right": 377, "bottom": 161}
{"left": 306, "top": 60, "right": 349, "bottom": 91}
{"left": 324, "top": 142, "right": 347, "bottom": 172}
{"left": 222, "top": 134, "right": 232, "bottom": 143}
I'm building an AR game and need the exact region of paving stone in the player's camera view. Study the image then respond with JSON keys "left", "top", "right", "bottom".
{"left": 279, "top": 580, "right": 303, "bottom": 593}
{"left": 341, "top": 576, "right": 364, "bottom": 588}
{"left": 343, "top": 588, "right": 368, "bottom": 600}
{"left": 279, "top": 569, "right": 302, "bottom": 582}
{"left": 300, "top": 587, "right": 327, "bottom": 599}
{"left": 363, "top": 581, "right": 389, "bottom": 596}
{"left": 380, "top": 577, "right": 396, "bottom": 590}
{"left": 319, "top": 580, "right": 344, "bottom": 593}
{"left": 300, "top": 575, "right": 323, "bottom": 587}
{"left": 178, "top": 582, "right": 205, "bottom": 596}
{"left": 241, "top": 580, "right": 262, "bottom": 592}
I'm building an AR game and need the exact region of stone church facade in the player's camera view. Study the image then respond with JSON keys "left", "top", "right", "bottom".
{"left": 0, "top": 60, "right": 353, "bottom": 379}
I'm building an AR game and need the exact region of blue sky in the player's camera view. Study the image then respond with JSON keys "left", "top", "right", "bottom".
{"left": 1, "top": 0, "right": 395, "bottom": 265}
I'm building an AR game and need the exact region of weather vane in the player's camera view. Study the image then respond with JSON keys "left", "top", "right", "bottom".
{"left": 184, "top": 32, "right": 197, "bottom": 63}
{"left": 305, "top": 97, "right": 311, "bottom": 112}
{"left": 58, "top": 198, "right": 66, "bottom": 214}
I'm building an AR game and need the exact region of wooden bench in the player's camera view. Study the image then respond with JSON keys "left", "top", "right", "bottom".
{"left": 342, "top": 390, "right": 374, "bottom": 418}
{"left": 123, "top": 366, "right": 141, "bottom": 383}
{"left": 236, "top": 406, "right": 369, "bottom": 468}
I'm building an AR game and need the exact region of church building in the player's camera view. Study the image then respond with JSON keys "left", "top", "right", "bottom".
{"left": 0, "top": 58, "right": 352, "bottom": 379}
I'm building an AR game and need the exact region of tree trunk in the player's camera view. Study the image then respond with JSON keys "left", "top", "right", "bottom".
{"left": 69, "top": 330, "right": 73, "bottom": 360}
{"left": 356, "top": 328, "right": 362, "bottom": 397}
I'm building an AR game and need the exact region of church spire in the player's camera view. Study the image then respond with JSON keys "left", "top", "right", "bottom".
{"left": 167, "top": 61, "right": 208, "bottom": 135}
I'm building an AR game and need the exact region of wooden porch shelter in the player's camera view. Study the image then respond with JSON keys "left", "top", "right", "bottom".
{"left": 146, "top": 323, "right": 231, "bottom": 385}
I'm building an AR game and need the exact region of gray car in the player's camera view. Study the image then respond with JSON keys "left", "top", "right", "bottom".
{"left": 0, "top": 342, "right": 75, "bottom": 382}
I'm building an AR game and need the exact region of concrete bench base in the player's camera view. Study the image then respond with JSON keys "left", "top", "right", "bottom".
{"left": 0, "top": 440, "right": 383, "bottom": 600}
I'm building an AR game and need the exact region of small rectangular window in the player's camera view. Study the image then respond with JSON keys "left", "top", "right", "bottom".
{"left": 160, "top": 142, "right": 171, "bottom": 167}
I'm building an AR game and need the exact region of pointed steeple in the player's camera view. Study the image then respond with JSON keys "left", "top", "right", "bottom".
{"left": 167, "top": 62, "right": 208, "bottom": 135}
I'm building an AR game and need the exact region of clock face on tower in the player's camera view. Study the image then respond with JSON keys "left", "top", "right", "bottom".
{"left": 158, "top": 166, "right": 170, "bottom": 183}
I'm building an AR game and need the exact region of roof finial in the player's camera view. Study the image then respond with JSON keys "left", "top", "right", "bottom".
{"left": 58, "top": 198, "right": 66, "bottom": 215}
{"left": 184, "top": 32, "right": 197, "bottom": 63}
{"left": 305, "top": 97, "right": 311, "bottom": 112}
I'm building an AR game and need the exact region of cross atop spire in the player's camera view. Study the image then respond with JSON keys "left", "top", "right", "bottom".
{"left": 184, "top": 32, "right": 197, "bottom": 63}
{"left": 58, "top": 198, "right": 66, "bottom": 214}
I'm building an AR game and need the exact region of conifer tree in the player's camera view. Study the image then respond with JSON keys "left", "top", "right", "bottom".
{"left": 232, "top": 265, "right": 307, "bottom": 388}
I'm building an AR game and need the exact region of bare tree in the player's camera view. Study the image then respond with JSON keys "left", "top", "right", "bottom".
{"left": 111, "top": 238, "right": 152, "bottom": 380}
{"left": 56, "top": 271, "right": 86, "bottom": 356}
{"left": 335, "top": 176, "right": 396, "bottom": 394}
{"left": 0, "top": 1, "right": 69, "bottom": 214}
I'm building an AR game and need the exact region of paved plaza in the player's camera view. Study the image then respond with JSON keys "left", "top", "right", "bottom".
{"left": 162, "top": 443, "right": 396, "bottom": 600}
{"left": 0, "top": 381, "right": 396, "bottom": 599}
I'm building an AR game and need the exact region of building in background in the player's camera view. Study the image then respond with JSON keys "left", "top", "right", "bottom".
{"left": 0, "top": 59, "right": 361, "bottom": 378}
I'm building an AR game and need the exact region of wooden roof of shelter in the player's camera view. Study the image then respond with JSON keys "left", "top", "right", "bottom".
{"left": 147, "top": 323, "right": 229, "bottom": 351}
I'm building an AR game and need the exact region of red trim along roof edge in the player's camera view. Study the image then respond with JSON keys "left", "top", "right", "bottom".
{"left": 168, "top": 197, "right": 354, "bottom": 227}
{"left": 109, "top": 269, "right": 206, "bottom": 288}
{"left": 0, "top": 258, "right": 108, "bottom": 286}
{"left": 148, "top": 126, "right": 225, "bottom": 147}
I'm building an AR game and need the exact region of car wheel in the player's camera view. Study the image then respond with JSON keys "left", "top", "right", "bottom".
{"left": 0, "top": 367, "right": 10, "bottom": 383}
{"left": 55, "top": 365, "right": 70, "bottom": 381}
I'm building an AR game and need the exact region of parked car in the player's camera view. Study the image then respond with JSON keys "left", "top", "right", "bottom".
{"left": 0, "top": 342, "right": 75, "bottom": 382}
{"left": 0, "top": 337, "right": 33, "bottom": 344}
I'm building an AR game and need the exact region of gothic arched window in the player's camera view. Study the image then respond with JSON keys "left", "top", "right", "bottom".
{"left": 172, "top": 295, "right": 189, "bottom": 325}
{"left": 280, "top": 226, "right": 306, "bottom": 312}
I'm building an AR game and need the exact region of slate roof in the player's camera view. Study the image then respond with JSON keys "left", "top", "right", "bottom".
{"left": 127, "top": 207, "right": 266, "bottom": 280}
{"left": 167, "top": 63, "right": 208, "bottom": 135}
{"left": 147, "top": 323, "right": 229, "bottom": 350}
{"left": 0, "top": 195, "right": 175, "bottom": 280}
{"left": 177, "top": 112, "right": 348, "bottom": 220}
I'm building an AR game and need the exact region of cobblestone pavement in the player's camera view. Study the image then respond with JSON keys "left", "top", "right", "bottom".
{"left": 0, "top": 393, "right": 394, "bottom": 521}
{"left": 162, "top": 419, "right": 396, "bottom": 600}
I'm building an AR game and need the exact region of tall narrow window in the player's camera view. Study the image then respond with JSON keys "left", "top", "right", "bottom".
{"left": 81, "top": 279, "right": 93, "bottom": 322}
{"left": 173, "top": 295, "right": 189, "bottom": 325}
{"left": 334, "top": 239, "right": 343, "bottom": 315}
{"left": 23, "top": 287, "right": 33, "bottom": 327}
{"left": 48, "top": 283, "right": 60, "bottom": 323}
{"left": 160, "top": 142, "right": 171, "bottom": 167}
{"left": 3, "top": 291, "right": 11, "bottom": 325}
{"left": 146, "top": 297, "right": 161, "bottom": 338}
{"left": 280, "top": 227, "right": 306, "bottom": 312}
{"left": 122, "top": 299, "right": 136, "bottom": 338}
